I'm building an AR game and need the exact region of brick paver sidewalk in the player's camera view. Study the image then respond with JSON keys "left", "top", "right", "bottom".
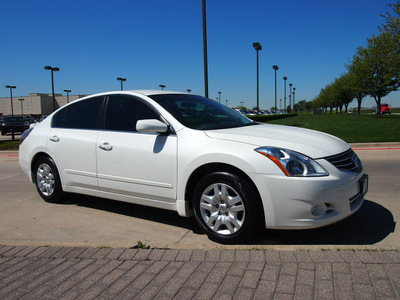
{"left": 1, "top": 246, "right": 399, "bottom": 299}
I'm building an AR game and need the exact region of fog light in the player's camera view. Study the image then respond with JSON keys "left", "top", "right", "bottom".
{"left": 311, "top": 203, "right": 327, "bottom": 217}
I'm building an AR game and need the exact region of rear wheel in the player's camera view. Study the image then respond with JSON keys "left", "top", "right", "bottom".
{"left": 192, "top": 172, "right": 261, "bottom": 243}
{"left": 33, "top": 156, "right": 64, "bottom": 203}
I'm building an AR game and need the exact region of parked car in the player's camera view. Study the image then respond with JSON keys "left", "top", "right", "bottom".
{"left": 19, "top": 90, "right": 368, "bottom": 243}
{"left": 234, "top": 109, "right": 250, "bottom": 116}
{"left": 1, "top": 116, "right": 29, "bottom": 135}
{"left": 381, "top": 103, "right": 392, "bottom": 114}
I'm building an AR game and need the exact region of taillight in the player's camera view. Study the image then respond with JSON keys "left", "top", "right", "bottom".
{"left": 19, "top": 127, "right": 33, "bottom": 145}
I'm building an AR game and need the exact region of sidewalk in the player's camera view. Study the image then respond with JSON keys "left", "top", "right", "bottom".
{"left": 1, "top": 245, "right": 399, "bottom": 299}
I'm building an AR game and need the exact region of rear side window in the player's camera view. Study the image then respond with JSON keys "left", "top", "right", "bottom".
{"left": 52, "top": 97, "right": 103, "bottom": 129}
{"left": 105, "top": 95, "right": 159, "bottom": 132}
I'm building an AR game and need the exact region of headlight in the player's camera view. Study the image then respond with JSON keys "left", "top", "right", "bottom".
{"left": 255, "top": 147, "right": 329, "bottom": 177}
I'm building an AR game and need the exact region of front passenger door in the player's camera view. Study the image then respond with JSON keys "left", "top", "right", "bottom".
{"left": 96, "top": 95, "right": 177, "bottom": 202}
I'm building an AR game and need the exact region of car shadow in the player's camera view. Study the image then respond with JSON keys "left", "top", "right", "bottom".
{"left": 62, "top": 193, "right": 199, "bottom": 232}
{"left": 254, "top": 199, "right": 396, "bottom": 246}
{"left": 61, "top": 195, "right": 395, "bottom": 246}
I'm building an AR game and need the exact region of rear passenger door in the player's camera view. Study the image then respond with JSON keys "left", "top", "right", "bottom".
{"left": 47, "top": 96, "right": 103, "bottom": 190}
{"left": 96, "top": 94, "right": 177, "bottom": 202}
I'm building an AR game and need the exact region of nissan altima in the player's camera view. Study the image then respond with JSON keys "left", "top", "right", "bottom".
{"left": 19, "top": 90, "right": 368, "bottom": 243}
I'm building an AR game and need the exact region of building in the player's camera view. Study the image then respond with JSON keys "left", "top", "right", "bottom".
{"left": 0, "top": 93, "right": 87, "bottom": 118}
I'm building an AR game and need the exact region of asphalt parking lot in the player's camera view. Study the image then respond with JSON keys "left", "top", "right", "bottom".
{"left": 0, "top": 142, "right": 399, "bottom": 250}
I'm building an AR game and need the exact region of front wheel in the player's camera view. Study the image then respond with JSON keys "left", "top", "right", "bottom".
{"left": 192, "top": 172, "right": 262, "bottom": 244}
{"left": 33, "top": 156, "right": 64, "bottom": 203}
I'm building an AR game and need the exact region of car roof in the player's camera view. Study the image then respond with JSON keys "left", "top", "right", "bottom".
{"left": 127, "top": 90, "right": 187, "bottom": 96}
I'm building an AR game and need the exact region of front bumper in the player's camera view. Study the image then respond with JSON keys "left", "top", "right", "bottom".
{"left": 250, "top": 167, "right": 368, "bottom": 229}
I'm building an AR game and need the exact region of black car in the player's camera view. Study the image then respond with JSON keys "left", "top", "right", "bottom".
{"left": 0, "top": 116, "right": 29, "bottom": 135}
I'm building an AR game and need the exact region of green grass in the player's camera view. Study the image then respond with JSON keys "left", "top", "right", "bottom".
{"left": 0, "top": 140, "right": 20, "bottom": 150}
{"left": 267, "top": 113, "right": 400, "bottom": 143}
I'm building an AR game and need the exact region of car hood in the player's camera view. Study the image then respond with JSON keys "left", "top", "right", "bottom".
{"left": 204, "top": 123, "right": 350, "bottom": 158}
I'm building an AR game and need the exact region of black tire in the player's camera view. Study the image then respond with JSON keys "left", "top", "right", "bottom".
{"left": 33, "top": 156, "right": 64, "bottom": 203}
{"left": 192, "top": 172, "right": 262, "bottom": 244}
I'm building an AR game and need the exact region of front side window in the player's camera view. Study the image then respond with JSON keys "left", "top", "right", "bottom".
{"left": 104, "top": 95, "right": 159, "bottom": 132}
{"left": 52, "top": 96, "right": 103, "bottom": 129}
{"left": 149, "top": 94, "right": 255, "bottom": 130}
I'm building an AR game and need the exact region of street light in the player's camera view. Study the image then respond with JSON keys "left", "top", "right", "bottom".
{"left": 218, "top": 91, "right": 221, "bottom": 103}
{"left": 187, "top": 89, "right": 191, "bottom": 93}
{"left": 226, "top": 99, "right": 228, "bottom": 106}
{"left": 18, "top": 98, "right": 24, "bottom": 116}
{"left": 272, "top": 65, "right": 279, "bottom": 114}
{"left": 159, "top": 84, "right": 166, "bottom": 90}
{"left": 289, "top": 83, "right": 293, "bottom": 110}
{"left": 202, "top": 0, "right": 209, "bottom": 98}
{"left": 240, "top": 101, "right": 244, "bottom": 107}
{"left": 253, "top": 42, "right": 262, "bottom": 114}
{"left": 64, "top": 89, "right": 71, "bottom": 103}
{"left": 283, "top": 77, "right": 287, "bottom": 113}
{"left": 293, "top": 87, "right": 296, "bottom": 107}
{"left": 5, "top": 85, "right": 16, "bottom": 116}
{"left": 116, "top": 77, "right": 126, "bottom": 91}
{"left": 44, "top": 66, "right": 60, "bottom": 112}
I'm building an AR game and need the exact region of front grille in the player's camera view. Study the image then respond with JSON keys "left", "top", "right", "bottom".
{"left": 325, "top": 149, "right": 363, "bottom": 174}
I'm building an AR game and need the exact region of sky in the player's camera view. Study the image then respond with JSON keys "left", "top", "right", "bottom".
{"left": 1, "top": 0, "right": 398, "bottom": 109}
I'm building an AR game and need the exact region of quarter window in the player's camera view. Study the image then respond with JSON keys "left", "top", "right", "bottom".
{"left": 105, "top": 95, "right": 159, "bottom": 132}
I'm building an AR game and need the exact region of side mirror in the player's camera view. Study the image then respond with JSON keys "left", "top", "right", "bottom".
{"left": 136, "top": 119, "right": 168, "bottom": 133}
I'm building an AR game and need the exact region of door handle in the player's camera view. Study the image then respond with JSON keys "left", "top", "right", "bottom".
{"left": 99, "top": 142, "right": 113, "bottom": 151}
{"left": 49, "top": 135, "right": 60, "bottom": 142}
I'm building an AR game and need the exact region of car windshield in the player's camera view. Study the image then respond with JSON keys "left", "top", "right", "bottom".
{"left": 149, "top": 94, "right": 256, "bottom": 130}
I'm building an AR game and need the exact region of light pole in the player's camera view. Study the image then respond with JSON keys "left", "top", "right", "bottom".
{"left": 272, "top": 65, "right": 279, "bottom": 114}
{"left": 187, "top": 89, "right": 191, "bottom": 93}
{"left": 44, "top": 66, "right": 60, "bottom": 112}
{"left": 159, "top": 84, "right": 166, "bottom": 90}
{"left": 19, "top": 98, "right": 24, "bottom": 116}
{"left": 253, "top": 42, "right": 262, "bottom": 114}
{"left": 5, "top": 85, "right": 16, "bottom": 116}
{"left": 289, "top": 83, "right": 293, "bottom": 110}
{"left": 283, "top": 77, "right": 287, "bottom": 113}
{"left": 117, "top": 77, "right": 126, "bottom": 91}
{"left": 280, "top": 99, "right": 282, "bottom": 112}
{"left": 64, "top": 89, "right": 71, "bottom": 103}
{"left": 240, "top": 101, "right": 244, "bottom": 107}
{"left": 218, "top": 91, "right": 221, "bottom": 103}
{"left": 226, "top": 99, "right": 228, "bottom": 106}
{"left": 293, "top": 87, "right": 296, "bottom": 107}
{"left": 202, "top": 0, "right": 209, "bottom": 98}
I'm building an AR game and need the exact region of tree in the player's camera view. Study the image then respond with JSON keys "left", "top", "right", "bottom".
{"left": 297, "top": 100, "right": 307, "bottom": 113}
{"left": 349, "top": 32, "right": 400, "bottom": 117}
{"left": 305, "top": 101, "right": 313, "bottom": 113}
{"left": 346, "top": 69, "right": 368, "bottom": 115}
{"left": 380, "top": 1, "right": 400, "bottom": 40}
{"left": 332, "top": 73, "right": 354, "bottom": 114}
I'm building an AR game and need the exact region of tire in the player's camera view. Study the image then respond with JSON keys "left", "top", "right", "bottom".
{"left": 192, "top": 172, "right": 261, "bottom": 244}
{"left": 33, "top": 156, "right": 64, "bottom": 203}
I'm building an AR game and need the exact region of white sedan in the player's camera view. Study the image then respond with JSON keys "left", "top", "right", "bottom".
{"left": 19, "top": 90, "right": 368, "bottom": 243}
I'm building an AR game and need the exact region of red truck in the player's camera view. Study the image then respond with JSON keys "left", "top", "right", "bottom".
{"left": 381, "top": 103, "right": 392, "bottom": 114}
